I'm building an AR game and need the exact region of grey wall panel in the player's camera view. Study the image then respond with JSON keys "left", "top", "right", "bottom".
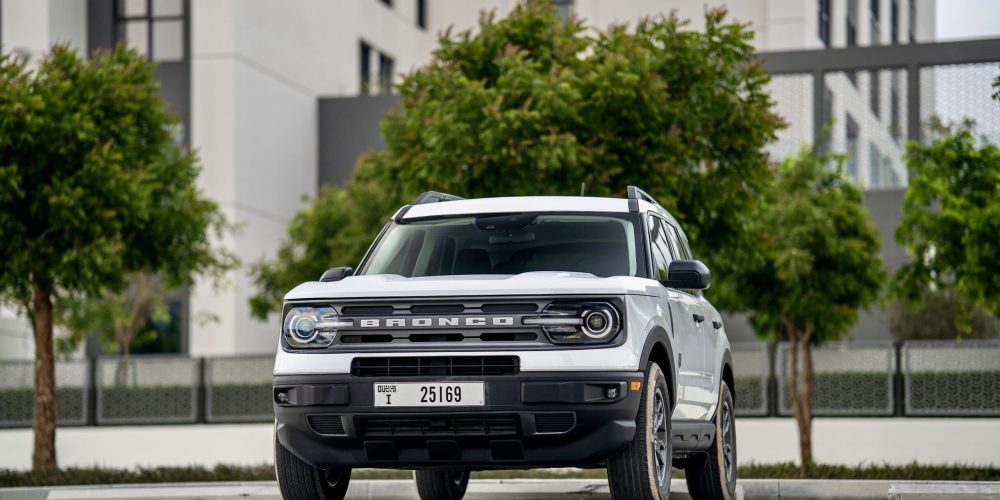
{"left": 87, "top": 0, "right": 114, "bottom": 55}
{"left": 318, "top": 94, "right": 401, "bottom": 186}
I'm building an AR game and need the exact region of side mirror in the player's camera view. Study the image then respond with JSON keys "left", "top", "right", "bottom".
{"left": 661, "top": 260, "right": 710, "bottom": 290}
{"left": 319, "top": 267, "right": 353, "bottom": 282}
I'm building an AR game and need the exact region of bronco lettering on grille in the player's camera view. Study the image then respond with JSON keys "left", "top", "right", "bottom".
{"left": 356, "top": 316, "right": 516, "bottom": 328}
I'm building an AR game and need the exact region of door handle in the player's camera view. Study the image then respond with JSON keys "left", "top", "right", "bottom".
{"left": 692, "top": 313, "right": 705, "bottom": 324}
{"left": 712, "top": 320, "right": 722, "bottom": 330}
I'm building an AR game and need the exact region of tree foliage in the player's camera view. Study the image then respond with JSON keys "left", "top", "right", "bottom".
{"left": 726, "top": 146, "right": 885, "bottom": 469}
{"left": 0, "top": 46, "right": 233, "bottom": 469}
{"left": 892, "top": 122, "right": 1000, "bottom": 328}
{"left": 889, "top": 289, "right": 998, "bottom": 341}
{"left": 729, "top": 149, "right": 885, "bottom": 343}
{"left": 250, "top": 3, "right": 782, "bottom": 318}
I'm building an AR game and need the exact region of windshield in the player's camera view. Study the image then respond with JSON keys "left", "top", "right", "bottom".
{"left": 360, "top": 212, "right": 640, "bottom": 278}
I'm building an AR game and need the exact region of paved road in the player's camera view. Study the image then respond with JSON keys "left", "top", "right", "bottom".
{"left": 3, "top": 479, "right": 1000, "bottom": 500}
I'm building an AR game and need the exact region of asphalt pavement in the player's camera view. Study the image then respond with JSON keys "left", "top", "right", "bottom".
{"left": 3, "top": 479, "right": 1000, "bottom": 500}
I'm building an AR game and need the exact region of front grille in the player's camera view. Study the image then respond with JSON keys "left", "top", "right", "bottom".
{"left": 351, "top": 356, "right": 520, "bottom": 377}
{"left": 534, "top": 412, "right": 575, "bottom": 434}
{"left": 358, "top": 415, "right": 518, "bottom": 437}
{"left": 307, "top": 414, "right": 346, "bottom": 435}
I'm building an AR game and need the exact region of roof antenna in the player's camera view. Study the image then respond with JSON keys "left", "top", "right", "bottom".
{"left": 580, "top": 182, "right": 586, "bottom": 196}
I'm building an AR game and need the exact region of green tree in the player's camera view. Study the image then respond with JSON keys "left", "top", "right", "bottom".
{"left": 0, "top": 46, "right": 233, "bottom": 469}
{"left": 727, "top": 147, "right": 885, "bottom": 471}
{"left": 251, "top": 3, "right": 782, "bottom": 318}
{"left": 892, "top": 121, "right": 1000, "bottom": 330}
{"left": 889, "top": 289, "right": 999, "bottom": 341}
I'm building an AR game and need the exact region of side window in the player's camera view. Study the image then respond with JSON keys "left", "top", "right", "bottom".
{"left": 663, "top": 221, "right": 684, "bottom": 261}
{"left": 669, "top": 224, "right": 694, "bottom": 260}
{"left": 647, "top": 216, "right": 676, "bottom": 280}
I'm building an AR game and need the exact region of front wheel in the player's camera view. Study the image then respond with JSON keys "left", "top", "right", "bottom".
{"left": 414, "top": 470, "right": 470, "bottom": 500}
{"left": 274, "top": 433, "right": 351, "bottom": 500}
{"left": 607, "top": 361, "right": 672, "bottom": 500}
{"left": 685, "top": 380, "right": 737, "bottom": 500}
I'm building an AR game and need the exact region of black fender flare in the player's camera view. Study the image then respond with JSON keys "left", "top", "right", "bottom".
{"left": 638, "top": 326, "right": 677, "bottom": 411}
{"left": 720, "top": 348, "right": 734, "bottom": 397}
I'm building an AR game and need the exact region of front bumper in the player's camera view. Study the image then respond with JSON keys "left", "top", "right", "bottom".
{"left": 273, "top": 370, "right": 644, "bottom": 469}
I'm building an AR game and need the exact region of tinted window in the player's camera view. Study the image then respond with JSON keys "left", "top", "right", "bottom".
{"left": 666, "top": 222, "right": 692, "bottom": 260}
{"left": 362, "top": 213, "right": 639, "bottom": 278}
{"left": 648, "top": 216, "right": 676, "bottom": 280}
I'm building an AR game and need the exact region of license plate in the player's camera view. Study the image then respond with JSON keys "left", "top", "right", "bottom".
{"left": 373, "top": 382, "right": 485, "bottom": 407}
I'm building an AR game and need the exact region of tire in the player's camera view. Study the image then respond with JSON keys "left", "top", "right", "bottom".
{"left": 274, "top": 433, "right": 351, "bottom": 500}
{"left": 685, "top": 380, "right": 737, "bottom": 500}
{"left": 607, "top": 361, "right": 672, "bottom": 500}
{"left": 414, "top": 470, "right": 470, "bottom": 500}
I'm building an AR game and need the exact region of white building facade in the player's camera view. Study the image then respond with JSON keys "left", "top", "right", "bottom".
{"left": 0, "top": 0, "right": 934, "bottom": 359}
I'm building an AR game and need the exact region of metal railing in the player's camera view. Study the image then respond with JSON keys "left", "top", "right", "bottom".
{"left": 1, "top": 340, "right": 999, "bottom": 427}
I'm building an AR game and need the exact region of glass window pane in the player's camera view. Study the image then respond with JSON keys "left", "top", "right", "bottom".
{"left": 152, "top": 19, "right": 184, "bottom": 61}
{"left": 118, "top": 20, "right": 149, "bottom": 56}
{"left": 120, "top": 0, "right": 147, "bottom": 17}
{"left": 152, "top": 0, "right": 184, "bottom": 17}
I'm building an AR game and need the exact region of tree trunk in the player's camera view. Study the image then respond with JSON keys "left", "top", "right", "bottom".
{"left": 784, "top": 319, "right": 814, "bottom": 476}
{"left": 31, "top": 286, "right": 57, "bottom": 470}
{"left": 800, "top": 329, "right": 816, "bottom": 467}
{"left": 114, "top": 339, "right": 131, "bottom": 386}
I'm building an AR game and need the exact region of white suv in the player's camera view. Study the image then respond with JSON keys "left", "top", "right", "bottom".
{"left": 272, "top": 187, "right": 737, "bottom": 500}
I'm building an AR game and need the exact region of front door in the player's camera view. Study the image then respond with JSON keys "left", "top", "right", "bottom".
{"left": 647, "top": 215, "right": 709, "bottom": 419}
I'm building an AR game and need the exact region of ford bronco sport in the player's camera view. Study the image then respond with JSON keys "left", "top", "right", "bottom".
{"left": 272, "top": 187, "right": 737, "bottom": 500}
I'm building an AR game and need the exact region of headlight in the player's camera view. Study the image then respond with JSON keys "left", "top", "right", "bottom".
{"left": 282, "top": 306, "right": 350, "bottom": 349}
{"left": 524, "top": 301, "right": 622, "bottom": 344}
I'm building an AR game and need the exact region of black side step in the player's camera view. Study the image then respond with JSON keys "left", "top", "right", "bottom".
{"left": 671, "top": 419, "right": 715, "bottom": 452}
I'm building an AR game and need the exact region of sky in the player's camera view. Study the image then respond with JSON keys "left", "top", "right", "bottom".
{"left": 935, "top": 0, "right": 1000, "bottom": 40}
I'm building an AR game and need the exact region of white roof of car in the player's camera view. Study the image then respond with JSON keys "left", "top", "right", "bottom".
{"left": 399, "top": 196, "right": 665, "bottom": 220}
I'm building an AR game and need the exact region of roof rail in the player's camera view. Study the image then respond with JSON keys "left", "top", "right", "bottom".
{"left": 411, "top": 191, "right": 464, "bottom": 205}
{"left": 626, "top": 186, "right": 660, "bottom": 212}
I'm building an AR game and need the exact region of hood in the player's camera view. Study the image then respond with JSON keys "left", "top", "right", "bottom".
{"left": 283, "top": 271, "right": 660, "bottom": 301}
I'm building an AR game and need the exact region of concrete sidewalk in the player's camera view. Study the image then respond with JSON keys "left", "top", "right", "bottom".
{"left": 2, "top": 479, "right": 1000, "bottom": 500}
{"left": 5, "top": 419, "right": 1000, "bottom": 470}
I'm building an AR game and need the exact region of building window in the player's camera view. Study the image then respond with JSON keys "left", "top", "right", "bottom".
{"left": 890, "top": 83, "right": 901, "bottom": 142}
{"left": 886, "top": 156, "right": 898, "bottom": 187}
{"left": 378, "top": 52, "right": 395, "bottom": 95}
{"left": 380, "top": 0, "right": 393, "bottom": 7}
{"left": 553, "top": 0, "right": 574, "bottom": 21}
{"left": 359, "top": 41, "right": 371, "bottom": 95}
{"left": 846, "top": 0, "right": 858, "bottom": 47}
{"left": 115, "top": 0, "right": 186, "bottom": 62}
{"left": 891, "top": 0, "right": 899, "bottom": 43}
{"left": 869, "top": 142, "right": 881, "bottom": 187}
{"left": 818, "top": 0, "right": 831, "bottom": 47}
{"left": 416, "top": 0, "right": 427, "bottom": 30}
{"left": 870, "top": 0, "right": 881, "bottom": 45}
{"left": 846, "top": 115, "right": 859, "bottom": 180}
{"left": 869, "top": 70, "right": 880, "bottom": 118}
{"left": 908, "top": 0, "right": 916, "bottom": 42}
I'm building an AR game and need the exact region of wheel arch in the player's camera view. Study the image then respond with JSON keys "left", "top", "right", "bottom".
{"left": 720, "top": 348, "right": 734, "bottom": 403}
{"left": 638, "top": 326, "right": 677, "bottom": 412}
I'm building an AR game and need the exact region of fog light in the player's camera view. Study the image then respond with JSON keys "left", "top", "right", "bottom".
{"left": 605, "top": 387, "right": 618, "bottom": 399}
{"left": 276, "top": 391, "right": 289, "bottom": 403}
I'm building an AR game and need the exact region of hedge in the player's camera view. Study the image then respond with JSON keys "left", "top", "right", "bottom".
{"left": 0, "top": 388, "right": 86, "bottom": 425}
{"left": 780, "top": 372, "right": 892, "bottom": 414}
{"left": 208, "top": 384, "right": 273, "bottom": 419}
{"left": 907, "top": 371, "right": 1000, "bottom": 412}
